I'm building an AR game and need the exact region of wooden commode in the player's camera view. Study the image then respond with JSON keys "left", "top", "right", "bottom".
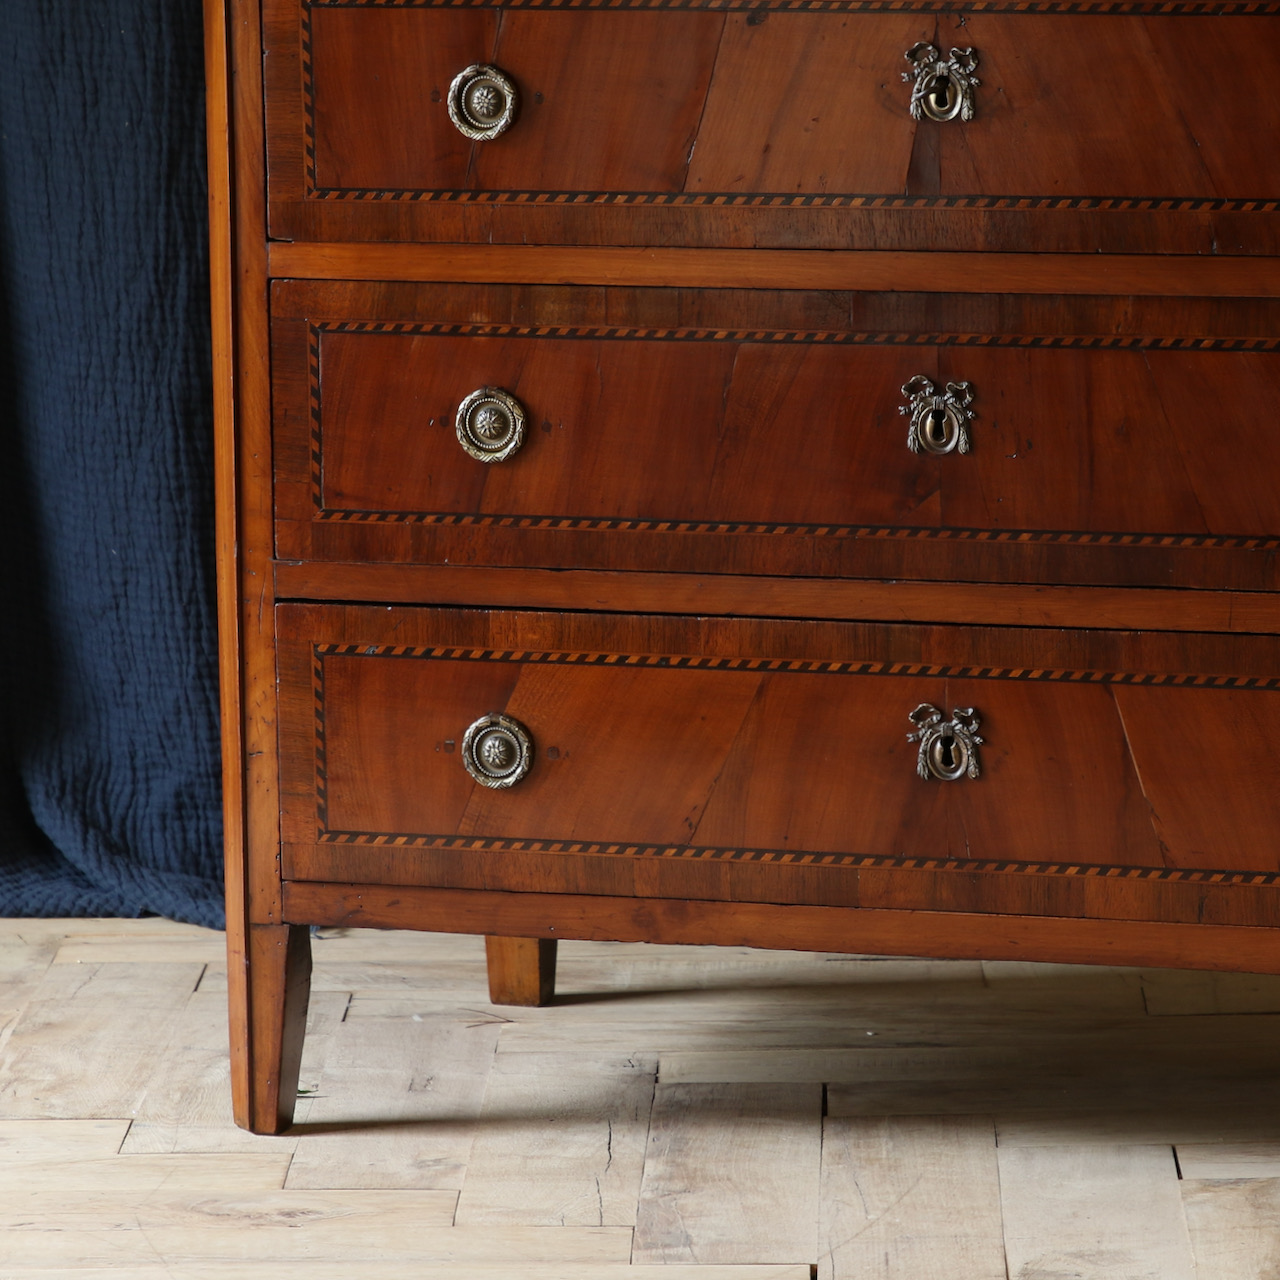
{"left": 206, "top": 0, "right": 1280, "bottom": 1132}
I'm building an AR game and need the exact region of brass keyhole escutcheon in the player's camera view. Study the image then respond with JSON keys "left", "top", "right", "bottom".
{"left": 455, "top": 387, "right": 527, "bottom": 462}
{"left": 908, "top": 705, "right": 984, "bottom": 781}
{"left": 903, "top": 44, "right": 980, "bottom": 123}
{"left": 447, "top": 64, "right": 518, "bottom": 141}
{"left": 900, "top": 376, "right": 976, "bottom": 456}
{"left": 461, "top": 713, "right": 534, "bottom": 789}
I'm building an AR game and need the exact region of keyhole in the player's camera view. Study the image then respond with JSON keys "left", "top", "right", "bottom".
{"left": 927, "top": 730, "right": 969, "bottom": 780}
{"left": 929, "top": 75, "right": 954, "bottom": 115}
{"left": 917, "top": 402, "right": 960, "bottom": 455}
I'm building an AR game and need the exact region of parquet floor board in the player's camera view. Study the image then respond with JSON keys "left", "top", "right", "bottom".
{"left": 0, "top": 959, "right": 205, "bottom": 1119}
{"left": 0, "top": 1151, "right": 293, "bottom": 1194}
{"left": 998, "top": 1144, "right": 1197, "bottom": 1280}
{"left": 1139, "top": 969, "right": 1280, "bottom": 1016}
{"left": 1176, "top": 1143, "right": 1280, "bottom": 1178}
{"left": 120, "top": 989, "right": 349, "bottom": 1155}
{"left": 0, "top": 929, "right": 69, "bottom": 1061}
{"left": 0, "top": 921, "right": 1277, "bottom": 1275}
{"left": 283, "top": 1013, "right": 502, "bottom": 1189}
{"left": 454, "top": 1052, "right": 657, "bottom": 1226}
{"left": 0, "top": 1118, "right": 129, "bottom": 1161}
{"left": 996, "top": 1106, "right": 1280, "bottom": 1148}
{"left": 1181, "top": 1179, "right": 1280, "bottom": 1280}
{"left": 818, "top": 1114, "right": 1006, "bottom": 1280}
{"left": 0, "top": 1221, "right": 630, "bottom": 1269}
{"left": 633, "top": 1082, "right": 822, "bottom": 1265}
{"left": 0, "top": 1267, "right": 811, "bottom": 1280}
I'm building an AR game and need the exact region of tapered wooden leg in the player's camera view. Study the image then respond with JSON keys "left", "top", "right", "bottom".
{"left": 485, "top": 935, "right": 558, "bottom": 1006}
{"left": 228, "top": 922, "right": 312, "bottom": 1134}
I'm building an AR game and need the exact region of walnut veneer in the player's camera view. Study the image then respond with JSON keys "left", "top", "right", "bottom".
{"left": 208, "top": 0, "right": 1280, "bottom": 1133}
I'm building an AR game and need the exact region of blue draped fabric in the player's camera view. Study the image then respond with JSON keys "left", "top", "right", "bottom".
{"left": 0, "top": 0, "right": 225, "bottom": 926}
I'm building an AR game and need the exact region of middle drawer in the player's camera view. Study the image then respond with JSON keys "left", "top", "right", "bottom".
{"left": 273, "top": 282, "right": 1280, "bottom": 590}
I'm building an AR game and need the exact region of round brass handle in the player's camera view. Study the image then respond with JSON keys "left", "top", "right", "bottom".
{"left": 462, "top": 713, "right": 534, "bottom": 789}
{"left": 902, "top": 44, "right": 980, "bottom": 123}
{"left": 899, "top": 376, "right": 975, "bottom": 456}
{"left": 455, "top": 387, "right": 526, "bottom": 462}
{"left": 907, "top": 704, "right": 984, "bottom": 781}
{"left": 448, "top": 64, "right": 518, "bottom": 141}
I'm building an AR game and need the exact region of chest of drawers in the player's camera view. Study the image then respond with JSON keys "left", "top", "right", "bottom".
{"left": 208, "top": 0, "right": 1280, "bottom": 1132}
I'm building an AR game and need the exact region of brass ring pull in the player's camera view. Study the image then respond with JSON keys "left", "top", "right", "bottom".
{"left": 902, "top": 44, "right": 980, "bottom": 122}
{"left": 462, "top": 713, "right": 534, "bottom": 789}
{"left": 899, "top": 376, "right": 975, "bottom": 455}
{"left": 447, "top": 64, "right": 518, "bottom": 141}
{"left": 455, "top": 387, "right": 527, "bottom": 462}
{"left": 907, "top": 704, "right": 983, "bottom": 781}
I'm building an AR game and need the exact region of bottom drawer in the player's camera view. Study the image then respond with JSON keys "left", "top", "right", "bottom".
{"left": 277, "top": 605, "right": 1280, "bottom": 928}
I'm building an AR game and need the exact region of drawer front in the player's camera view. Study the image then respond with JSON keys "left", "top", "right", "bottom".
{"left": 264, "top": 3, "right": 1280, "bottom": 251}
{"left": 272, "top": 284, "right": 1280, "bottom": 590}
{"left": 278, "top": 605, "right": 1280, "bottom": 927}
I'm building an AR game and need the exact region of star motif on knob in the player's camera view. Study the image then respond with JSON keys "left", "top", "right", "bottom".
{"left": 481, "top": 734, "right": 514, "bottom": 770}
{"left": 468, "top": 84, "right": 502, "bottom": 120}
{"left": 473, "top": 405, "right": 506, "bottom": 441}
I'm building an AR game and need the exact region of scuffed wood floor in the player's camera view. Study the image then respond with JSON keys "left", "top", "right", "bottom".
{"left": 2, "top": 919, "right": 1279, "bottom": 1278}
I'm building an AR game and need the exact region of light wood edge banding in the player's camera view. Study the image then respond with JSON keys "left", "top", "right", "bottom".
{"left": 268, "top": 245, "right": 1280, "bottom": 298}
{"left": 282, "top": 882, "right": 1280, "bottom": 976}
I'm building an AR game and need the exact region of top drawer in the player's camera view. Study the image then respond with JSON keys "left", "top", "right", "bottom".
{"left": 264, "top": 2, "right": 1280, "bottom": 252}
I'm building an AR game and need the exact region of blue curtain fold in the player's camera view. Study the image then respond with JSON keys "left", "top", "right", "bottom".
{"left": 0, "top": 0, "right": 225, "bottom": 926}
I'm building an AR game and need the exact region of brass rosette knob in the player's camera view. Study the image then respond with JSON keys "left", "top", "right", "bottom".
{"left": 462, "top": 713, "right": 534, "bottom": 789}
{"left": 907, "top": 704, "right": 984, "bottom": 781}
{"left": 447, "top": 64, "right": 518, "bottom": 141}
{"left": 455, "top": 386, "right": 526, "bottom": 462}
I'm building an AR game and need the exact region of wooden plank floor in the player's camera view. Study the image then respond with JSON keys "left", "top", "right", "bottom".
{"left": 1, "top": 919, "right": 1279, "bottom": 1278}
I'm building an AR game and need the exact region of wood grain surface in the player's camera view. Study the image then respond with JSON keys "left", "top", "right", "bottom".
{"left": 818, "top": 1115, "right": 1006, "bottom": 1280}
{"left": 283, "top": 880, "right": 1280, "bottom": 975}
{"left": 282, "top": 1013, "right": 502, "bottom": 1189}
{"left": 633, "top": 1082, "right": 822, "bottom": 1263}
{"left": 453, "top": 1051, "right": 656, "bottom": 1226}
{"left": 263, "top": 5, "right": 1280, "bottom": 251}
{"left": 17, "top": 919, "right": 1280, "bottom": 1276}
{"left": 998, "top": 1144, "right": 1197, "bottom": 1280}
{"left": 217, "top": 0, "right": 1280, "bottom": 1140}
{"left": 271, "top": 282, "right": 1280, "bottom": 589}
{"left": 275, "top": 605, "right": 1280, "bottom": 924}
{"left": 268, "top": 243, "right": 1280, "bottom": 294}
{"left": 280, "top": 325, "right": 1280, "bottom": 539}
{"left": 484, "top": 936, "right": 558, "bottom": 1006}
{"left": 213, "top": 0, "right": 292, "bottom": 1136}
{"left": 273, "top": 563, "right": 1280, "bottom": 635}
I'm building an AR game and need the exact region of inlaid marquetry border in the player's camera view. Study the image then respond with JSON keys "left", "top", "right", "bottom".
{"left": 309, "top": 510, "right": 1280, "bottom": 552}
{"left": 297, "top": 3, "right": 1280, "bottom": 197}
{"left": 320, "top": 637, "right": 1280, "bottom": 680}
{"left": 313, "top": 834, "right": 1280, "bottom": 888}
{"left": 313, "top": 645, "right": 330, "bottom": 832}
{"left": 309, "top": 189, "right": 1280, "bottom": 209}
{"left": 312, "top": 320, "right": 1280, "bottom": 351}
{"left": 304, "top": 321, "right": 1280, "bottom": 550}
{"left": 308, "top": 326, "right": 324, "bottom": 513}
{"left": 314, "top": 642, "right": 1280, "bottom": 687}
{"left": 308, "top": 643, "right": 1280, "bottom": 883}
{"left": 312, "top": 189, "right": 1280, "bottom": 209}
{"left": 309, "top": 0, "right": 1280, "bottom": 16}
